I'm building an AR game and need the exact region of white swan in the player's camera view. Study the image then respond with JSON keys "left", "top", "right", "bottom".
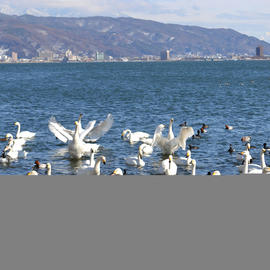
{"left": 78, "top": 156, "right": 106, "bottom": 175}
{"left": 111, "top": 168, "right": 126, "bottom": 175}
{"left": 2, "top": 134, "right": 28, "bottom": 159}
{"left": 153, "top": 123, "right": 194, "bottom": 155}
{"left": 240, "top": 148, "right": 270, "bottom": 174}
{"left": 212, "top": 171, "right": 221, "bottom": 175}
{"left": 14, "top": 122, "right": 36, "bottom": 139}
{"left": 27, "top": 170, "right": 39, "bottom": 175}
{"left": 49, "top": 113, "right": 113, "bottom": 143}
{"left": 238, "top": 148, "right": 265, "bottom": 173}
{"left": 236, "top": 143, "right": 252, "bottom": 162}
{"left": 82, "top": 149, "right": 96, "bottom": 169}
{"left": 140, "top": 143, "right": 153, "bottom": 156}
{"left": 5, "top": 133, "right": 26, "bottom": 151}
{"left": 241, "top": 151, "right": 261, "bottom": 174}
{"left": 68, "top": 121, "right": 100, "bottom": 159}
{"left": 121, "top": 129, "right": 150, "bottom": 144}
{"left": 159, "top": 155, "right": 177, "bottom": 175}
{"left": 125, "top": 145, "right": 145, "bottom": 167}
{"left": 175, "top": 149, "right": 192, "bottom": 166}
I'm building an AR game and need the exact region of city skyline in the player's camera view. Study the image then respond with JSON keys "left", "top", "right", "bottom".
{"left": 0, "top": 0, "right": 270, "bottom": 43}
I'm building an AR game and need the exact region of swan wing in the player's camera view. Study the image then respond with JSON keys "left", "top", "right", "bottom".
{"left": 85, "top": 114, "right": 114, "bottom": 142}
{"left": 79, "top": 120, "right": 96, "bottom": 140}
{"left": 48, "top": 116, "right": 74, "bottom": 143}
{"left": 176, "top": 126, "right": 194, "bottom": 150}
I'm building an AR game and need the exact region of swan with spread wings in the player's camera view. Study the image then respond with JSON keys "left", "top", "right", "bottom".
{"left": 152, "top": 121, "right": 194, "bottom": 155}
{"left": 48, "top": 113, "right": 113, "bottom": 143}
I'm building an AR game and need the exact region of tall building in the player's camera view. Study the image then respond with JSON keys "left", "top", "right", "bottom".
{"left": 96, "top": 51, "right": 105, "bottom": 61}
{"left": 160, "top": 50, "right": 170, "bottom": 60}
{"left": 12, "top": 52, "right": 18, "bottom": 62}
{"left": 256, "top": 46, "right": 264, "bottom": 57}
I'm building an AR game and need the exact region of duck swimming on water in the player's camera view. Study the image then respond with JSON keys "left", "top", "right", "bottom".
{"left": 192, "top": 130, "right": 201, "bottom": 139}
{"left": 228, "top": 144, "right": 235, "bottom": 154}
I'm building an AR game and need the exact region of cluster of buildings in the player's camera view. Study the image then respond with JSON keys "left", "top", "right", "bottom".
{"left": 159, "top": 46, "right": 267, "bottom": 61}
{"left": 0, "top": 46, "right": 268, "bottom": 63}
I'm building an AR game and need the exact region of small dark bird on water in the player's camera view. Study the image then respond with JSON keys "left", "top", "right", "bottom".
{"left": 202, "top": 123, "right": 209, "bottom": 129}
{"left": 179, "top": 121, "right": 187, "bottom": 127}
{"left": 228, "top": 144, "right": 235, "bottom": 154}
{"left": 225, "top": 124, "right": 233, "bottom": 130}
{"left": 192, "top": 130, "right": 201, "bottom": 139}
{"left": 189, "top": 144, "right": 199, "bottom": 150}
{"left": 241, "top": 136, "right": 251, "bottom": 142}
{"left": 200, "top": 127, "right": 207, "bottom": 133}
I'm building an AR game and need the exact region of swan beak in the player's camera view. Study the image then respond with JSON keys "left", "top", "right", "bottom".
{"left": 111, "top": 169, "right": 118, "bottom": 175}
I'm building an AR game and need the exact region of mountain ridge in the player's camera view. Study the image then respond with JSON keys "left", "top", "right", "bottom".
{"left": 0, "top": 13, "right": 269, "bottom": 58}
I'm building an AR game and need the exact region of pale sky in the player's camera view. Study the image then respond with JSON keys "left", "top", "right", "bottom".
{"left": 1, "top": 0, "right": 270, "bottom": 42}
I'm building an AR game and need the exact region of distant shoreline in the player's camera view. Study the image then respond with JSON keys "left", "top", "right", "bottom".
{"left": 1, "top": 57, "right": 270, "bottom": 64}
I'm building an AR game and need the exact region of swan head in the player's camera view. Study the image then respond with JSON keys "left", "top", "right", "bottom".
{"left": 169, "top": 155, "right": 173, "bottom": 162}
{"left": 156, "top": 124, "right": 165, "bottom": 133}
{"left": 246, "top": 143, "right": 251, "bottom": 150}
{"left": 170, "top": 118, "right": 174, "bottom": 123}
{"left": 111, "top": 168, "right": 123, "bottom": 175}
{"left": 5, "top": 133, "right": 13, "bottom": 140}
{"left": 74, "top": 121, "right": 79, "bottom": 126}
{"left": 121, "top": 129, "right": 130, "bottom": 137}
{"left": 46, "top": 163, "right": 51, "bottom": 169}
{"left": 14, "top": 121, "right": 19, "bottom": 126}
{"left": 101, "top": 156, "right": 106, "bottom": 164}
{"left": 186, "top": 150, "right": 191, "bottom": 157}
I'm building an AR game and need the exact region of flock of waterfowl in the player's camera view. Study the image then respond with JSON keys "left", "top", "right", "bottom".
{"left": 1, "top": 114, "right": 270, "bottom": 176}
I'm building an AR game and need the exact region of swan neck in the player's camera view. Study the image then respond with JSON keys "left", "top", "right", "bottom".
{"left": 90, "top": 152, "right": 95, "bottom": 166}
{"left": 244, "top": 155, "right": 248, "bottom": 174}
{"left": 74, "top": 123, "right": 80, "bottom": 142}
{"left": 16, "top": 123, "right": 21, "bottom": 138}
{"left": 261, "top": 151, "right": 266, "bottom": 168}
{"left": 47, "top": 168, "right": 51, "bottom": 176}
{"left": 168, "top": 121, "right": 174, "bottom": 140}
{"left": 94, "top": 158, "right": 102, "bottom": 175}
{"left": 192, "top": 164, "right": 196, "bottom": 175}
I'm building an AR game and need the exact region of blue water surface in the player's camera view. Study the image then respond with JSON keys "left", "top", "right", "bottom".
{"left": 0, "top": 61, "right": 269, "bottom": 175}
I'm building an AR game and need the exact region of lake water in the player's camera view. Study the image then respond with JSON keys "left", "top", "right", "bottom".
{"left": 0, "top": 60, "right": 270, "bottom": 175}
